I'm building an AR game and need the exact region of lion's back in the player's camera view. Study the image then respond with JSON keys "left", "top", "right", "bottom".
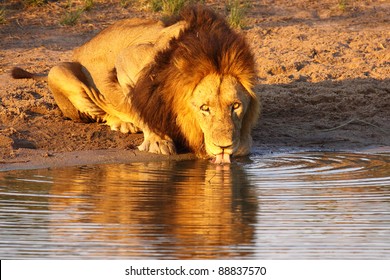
{"left": 72, "top": 18, "right": 163, "bottom": 70}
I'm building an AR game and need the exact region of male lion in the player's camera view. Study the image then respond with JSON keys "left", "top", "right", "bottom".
{"left": 12, "top": 5, "right": 260, "bottom": 164}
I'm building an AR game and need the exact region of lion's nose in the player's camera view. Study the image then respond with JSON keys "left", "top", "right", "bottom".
{"left": 214, "top": 143, "right": 233, "bottom": 149}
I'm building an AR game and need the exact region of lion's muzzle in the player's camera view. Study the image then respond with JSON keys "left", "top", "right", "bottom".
{"left": 212, "top": 151, "right": 231, "bottom": 164}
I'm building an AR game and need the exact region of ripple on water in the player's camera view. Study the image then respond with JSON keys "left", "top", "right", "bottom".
{"left": 245, "top": 152, "right": 390, "bottom": 259}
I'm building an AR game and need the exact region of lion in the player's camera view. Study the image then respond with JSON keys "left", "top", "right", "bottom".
{"left": 12, "top": 5, "right": 260, "bottom": 164}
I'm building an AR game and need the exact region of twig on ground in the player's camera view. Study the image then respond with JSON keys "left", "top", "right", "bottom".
{"left": 321, "top": 118, "right": 388, "bottom": 134}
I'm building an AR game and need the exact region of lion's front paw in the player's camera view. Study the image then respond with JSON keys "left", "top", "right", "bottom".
{"left": 138, "top": 134, "right": 176, "bottom": 155}
{"left": 104, "top": 115, "right": 140, "bottom": 134}
{"left": 110, "top": 122, "right": 140, "bottom": 134}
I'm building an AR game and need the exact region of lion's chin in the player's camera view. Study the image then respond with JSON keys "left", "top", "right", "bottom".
{"left": 211, "top": 152, "right": 231, "bottom": 164}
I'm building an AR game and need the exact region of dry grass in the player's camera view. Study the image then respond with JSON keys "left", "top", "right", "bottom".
{"left": 22, "top": 0, "right": 48, "bottom": 6}
{"left": 3, "top": 0, "right": 248, "bottom": 28}
{"left": 150, "top": 0, "right": 203, "bottom": 15}
{"left": 226, "top": 0, "right": 248, "bottom": 28}
{"left": 0, "top": 7, "right": 6, "bottom": 24}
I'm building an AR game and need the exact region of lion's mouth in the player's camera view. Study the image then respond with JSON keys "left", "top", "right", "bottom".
{"left": 212, "top": 151, "right": 231, "bottom": 164}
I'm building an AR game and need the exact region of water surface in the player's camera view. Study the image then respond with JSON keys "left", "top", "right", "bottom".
{"left": 0, "top": 151, "right": 389, "bottom": 259}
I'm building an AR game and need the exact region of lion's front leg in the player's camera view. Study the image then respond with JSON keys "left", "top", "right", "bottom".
{"left": 138, "top": 128, "right": 176, "bottom": 155}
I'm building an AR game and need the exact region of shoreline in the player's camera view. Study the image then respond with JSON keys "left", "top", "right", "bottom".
{"left": 1, "top": 144, "right": 389, "bottom": 172}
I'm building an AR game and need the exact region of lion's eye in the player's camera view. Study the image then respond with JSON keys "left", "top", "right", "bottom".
{"left": 232, "top": 102, "right": 241, "bottom": 110}
{"left": 200, "top": 105, "right": 210, "bottom": 112}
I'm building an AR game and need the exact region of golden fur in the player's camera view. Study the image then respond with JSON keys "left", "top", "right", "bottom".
{"left": 12, "top": 5, "right": 260, "bottom": 163}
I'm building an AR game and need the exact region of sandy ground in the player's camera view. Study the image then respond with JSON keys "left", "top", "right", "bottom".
{"left": 1, "top": 0, "right": 389, "bottom": 170}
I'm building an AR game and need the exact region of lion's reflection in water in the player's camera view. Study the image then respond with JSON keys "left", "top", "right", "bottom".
{"left": 48, "top": 160, "right": 258, "bottom": 259}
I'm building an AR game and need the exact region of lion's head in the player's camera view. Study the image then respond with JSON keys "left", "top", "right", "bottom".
{"left": 132, "top": 5, "right": 260, "bottom": 163}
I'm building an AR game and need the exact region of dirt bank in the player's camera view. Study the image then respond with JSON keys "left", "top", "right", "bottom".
{"left": 1, "top": 0, "right": 389, "bottom": 170}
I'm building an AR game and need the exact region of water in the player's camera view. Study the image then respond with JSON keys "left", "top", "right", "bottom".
{"left": 0, "top": 151, "right": 389, "bottom": 259}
